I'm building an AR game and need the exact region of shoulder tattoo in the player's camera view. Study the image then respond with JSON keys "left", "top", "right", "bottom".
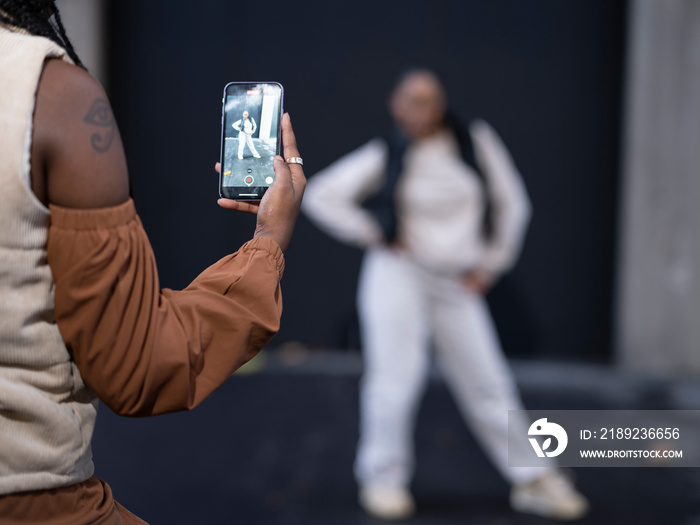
{"left": 83, "top": 98, "right": 116, "bottom": 152}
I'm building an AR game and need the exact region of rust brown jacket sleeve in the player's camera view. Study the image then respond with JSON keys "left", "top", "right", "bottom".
{"left": 47, "top": 199, "right": 284, "bottom": 417}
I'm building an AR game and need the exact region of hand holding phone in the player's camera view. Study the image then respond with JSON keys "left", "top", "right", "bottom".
{"left": 218, "top": 113, "right": 306, "bottom": 253}
{"left": 219, "top": 82, "right": 283, "bottom": 200}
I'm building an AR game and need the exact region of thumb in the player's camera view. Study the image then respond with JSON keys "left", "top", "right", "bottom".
{"left": 272, "top": 156, "right": 292, "bottom": 185}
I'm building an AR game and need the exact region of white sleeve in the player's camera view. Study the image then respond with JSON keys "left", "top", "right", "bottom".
{"left": 232, "top": 119, "right": 242, "bottom": 131}
{"left": 302, "top": 139, "right": 388, "bottom": 248}
{"left": 251, "top": 118, "right": 257, "bottom": 133}
{"left": 471, "top": 120, "right": 532, "bottom": 275}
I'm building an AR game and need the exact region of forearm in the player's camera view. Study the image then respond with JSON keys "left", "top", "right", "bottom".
{"left": 302, "top": 139, "right": 388, "bottom": 247}
{"left": 303, "top": 181, "right": 385, "bottom": 247}
{"left": 48, "top": 199, "right": 284, "bottom": 416}
{"left": 480, "top": 202, "right": 531, "bottom": 275}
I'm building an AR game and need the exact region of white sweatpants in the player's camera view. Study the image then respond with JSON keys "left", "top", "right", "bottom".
{"left": 354, "top": 247, "right": 550, "bottom": 488}
{"left": 238, "top": 132, "right": 259, "bottom": 157}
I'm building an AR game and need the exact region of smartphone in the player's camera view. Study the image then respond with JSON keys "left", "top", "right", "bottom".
{"left": 219, "top": 82, "right": 284, "bottom": 200}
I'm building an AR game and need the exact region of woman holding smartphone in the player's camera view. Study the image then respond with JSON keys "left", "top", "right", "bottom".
{"left": 0, "top": 1, "right": 305, "bottom": 523}
{"left": 303, "top": 68, "right": 588, "bottom": 521}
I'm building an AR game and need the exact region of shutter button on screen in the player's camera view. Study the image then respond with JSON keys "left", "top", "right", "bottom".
{"left": 244, "top": 175, "right": 254, "bottom": 186}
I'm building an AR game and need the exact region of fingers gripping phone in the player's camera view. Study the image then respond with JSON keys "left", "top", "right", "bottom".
{"left": 219, "top": 82, "right": 284, "bottom": 200}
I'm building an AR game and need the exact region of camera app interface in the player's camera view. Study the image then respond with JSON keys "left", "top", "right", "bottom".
{"left": 221, "top": 83, "right": 282, "bottom": 197}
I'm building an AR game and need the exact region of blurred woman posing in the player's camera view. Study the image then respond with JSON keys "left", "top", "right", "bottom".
{"left": 303, "top": 68, "right": 587, "bottom": 521}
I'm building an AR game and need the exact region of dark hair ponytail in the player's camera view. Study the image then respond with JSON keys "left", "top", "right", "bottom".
{"left": 0, "top": 0, "right": 85, "bottom": 67}
{"left": 366, "top": 115, "right": 494, "bottom": 244}
{"left": 444, "top": 111, "right": 494, "bottom": 239}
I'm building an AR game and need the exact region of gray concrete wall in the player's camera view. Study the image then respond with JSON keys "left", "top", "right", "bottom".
{"left": 56, "top": 0, "right": 106, "bottom": 85}
{"left": 617, "top": 0, "right": 700, "bottom": 376}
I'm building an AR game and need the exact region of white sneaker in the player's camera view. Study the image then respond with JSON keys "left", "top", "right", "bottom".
{"left": 359, "top": 484, "right": 416, "bottom": 520}
{"left": 510, "top": 471, "right": 589, "bottom": 521}
{"left": 238, "top": 154, "right": 243, "bottom": 160}
{"left": 253, "top": 153, "right": 261, "bottom": 158}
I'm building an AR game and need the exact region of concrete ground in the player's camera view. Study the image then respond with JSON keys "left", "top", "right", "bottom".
{"left": 92, "top": 351, "right": 700, "bottom": 524}
{"left": 222, "top": 137, "right": 277, "bottom": 190}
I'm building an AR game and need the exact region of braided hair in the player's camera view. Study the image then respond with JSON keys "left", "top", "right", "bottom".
{"left": 0, "top": 0, "right": 84, "bottom": 67}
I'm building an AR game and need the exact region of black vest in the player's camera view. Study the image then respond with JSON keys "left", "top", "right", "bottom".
{"left": 365, "top": 113, "right": 493, "bottom": 244}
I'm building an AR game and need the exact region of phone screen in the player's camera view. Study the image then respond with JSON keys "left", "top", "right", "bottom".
{"left": 219, "top": 82, "right": 283, "bottom": 200}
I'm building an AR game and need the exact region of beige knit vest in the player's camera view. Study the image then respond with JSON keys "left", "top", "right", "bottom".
{"left": 0, "top": 25, "right": 97, "bottom": 495}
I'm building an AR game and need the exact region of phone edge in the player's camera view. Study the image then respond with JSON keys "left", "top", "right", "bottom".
{"left": 218, "top": 81, "right": 284, "bottom": 202}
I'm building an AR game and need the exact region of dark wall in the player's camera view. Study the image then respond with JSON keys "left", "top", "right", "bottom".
{"left": 106, "top": 0, "right": 626, "bottom": 360}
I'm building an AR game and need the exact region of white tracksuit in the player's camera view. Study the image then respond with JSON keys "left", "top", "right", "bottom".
{"left": 302, "top": 121, "right": 550, "bottom": 487}
{"left": 233, "top": 117, "right": 259, "bottom": 157}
